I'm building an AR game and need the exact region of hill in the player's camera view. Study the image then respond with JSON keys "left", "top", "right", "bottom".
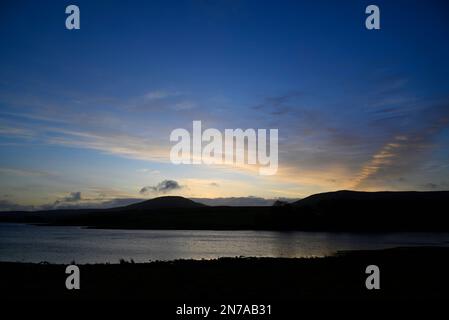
{"left": 120, "top": 196, "right": 206, "bottom": 210}
{"left": 289, "top": 190, "right": 449, "bottom": 231}
{"left": 293, "top": 190, "right": 449, "bottom": 207}
{"left": 0, "top": 191, "right": 448, "bottom": 231}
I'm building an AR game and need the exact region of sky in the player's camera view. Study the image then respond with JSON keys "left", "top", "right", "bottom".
{"left": 1, "top": 0, "right": 449, "bottom": 210}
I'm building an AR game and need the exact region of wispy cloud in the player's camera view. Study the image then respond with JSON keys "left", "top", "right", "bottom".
{"left": 351, "top": 136, "right": 407, "bottom": 189}
{"left": 137, "top": 169, "right": 160, "bottom": 174}
{"left": 1, "top": 79, "right": 448, "bottom": 198}
{"left": 0, "top": 167, "right": 56, "bottom": 178}
{"left": 144, "top": 90, "right": 175, "bottom": 100}
{"left": 351, "top": 101, "right": 449, "bottom": 189}
{"left": 0, "top": 125, "right": 36, "bottom": 139}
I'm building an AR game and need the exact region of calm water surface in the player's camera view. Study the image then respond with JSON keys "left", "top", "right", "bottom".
{"left": 1, "top": 223, "right": 449, "bottom": 263}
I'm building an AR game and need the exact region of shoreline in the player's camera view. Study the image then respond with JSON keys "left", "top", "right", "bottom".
{"left": 2, "top": 246, "right": 449, "bottom": 301}
{"left": 5, "top": 220, "right": 449, "bottom": 233}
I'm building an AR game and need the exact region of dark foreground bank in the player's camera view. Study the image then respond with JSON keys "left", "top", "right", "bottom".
{"left": 1, "top": 247, "right": 449, "bottom": 302}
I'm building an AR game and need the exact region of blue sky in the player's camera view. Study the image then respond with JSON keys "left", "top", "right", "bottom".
{"left": 1, "top": 0, "right": 449, "bottom": 209}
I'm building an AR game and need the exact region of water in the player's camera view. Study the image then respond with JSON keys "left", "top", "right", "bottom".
{"left": 1, "top": 223, "right": 449, "bottom": 264}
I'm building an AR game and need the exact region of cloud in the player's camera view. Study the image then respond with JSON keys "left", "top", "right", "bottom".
{"left": 422, "top": 183, "right": 438, "bottom": 189}
{"left": 51, "top": 191, "right": 82, "bottom": 208}
{"left": 172, "top": 101, "right": 196, "bottom": 111}
{"left": 352, "top": 101, "right": 449, "bottom": 189}
{"left": 0, "top": 167, "right": 56, "bottom": 177}
{"left": 351, "top": 136, "right": 406, "bottom": 189}
{"left": 420, "top": 182, "right": 449, "bottom": 190}
{"left": 49, "top": 197, "right": 143, "bottom": 210}
{"left": 0, "top": 192, "right": 88, "bottom": 212}
{"left": 251, "top": 91, "right": 302, "bottom": 116}
{"left": 191, "top": 196, "right": 300, "bottom": 206}
{"left": 137, "top": 169, "right": 160, "bottom": 174}
{"left": 10, "top": 197, "right": 143, "bottom": 212}
{"left": 0, "top": 199, "right": 35, "bottom": 211}
{"left": 0, "top": 125, "right": 35, "bottom": 139}
{"left": 139, "top": 180, "right": 183, "bottom": 195}
{"left": 1, "top": 80, "right": 447, "bottom": 197}
{"left": 63, "top": 191, "right": 82, "bottom": 202}
{"left": 144, "top": 90, "right": 171, "bottom": 100}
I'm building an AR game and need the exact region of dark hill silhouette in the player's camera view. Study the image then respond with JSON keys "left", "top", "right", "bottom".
{"left": 0, "top": 191, "right": 448, "bottom": 231}
{"left": 120, "top": 196, "right": 206, "bottom": 210}
{"left": 289, "top": 190, "right": 449, "bottom": 231}
{"left": 293, "top": 190, "right": 449, "bottom": 207}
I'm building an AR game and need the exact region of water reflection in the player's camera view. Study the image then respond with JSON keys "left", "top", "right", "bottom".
{"left": 1, "top": 223, "right": 449, "bottom": 263}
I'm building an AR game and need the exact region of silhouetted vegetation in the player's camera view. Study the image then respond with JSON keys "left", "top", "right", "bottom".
{"left": 2, "top": 247, "right": 449, "bottom": 301}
